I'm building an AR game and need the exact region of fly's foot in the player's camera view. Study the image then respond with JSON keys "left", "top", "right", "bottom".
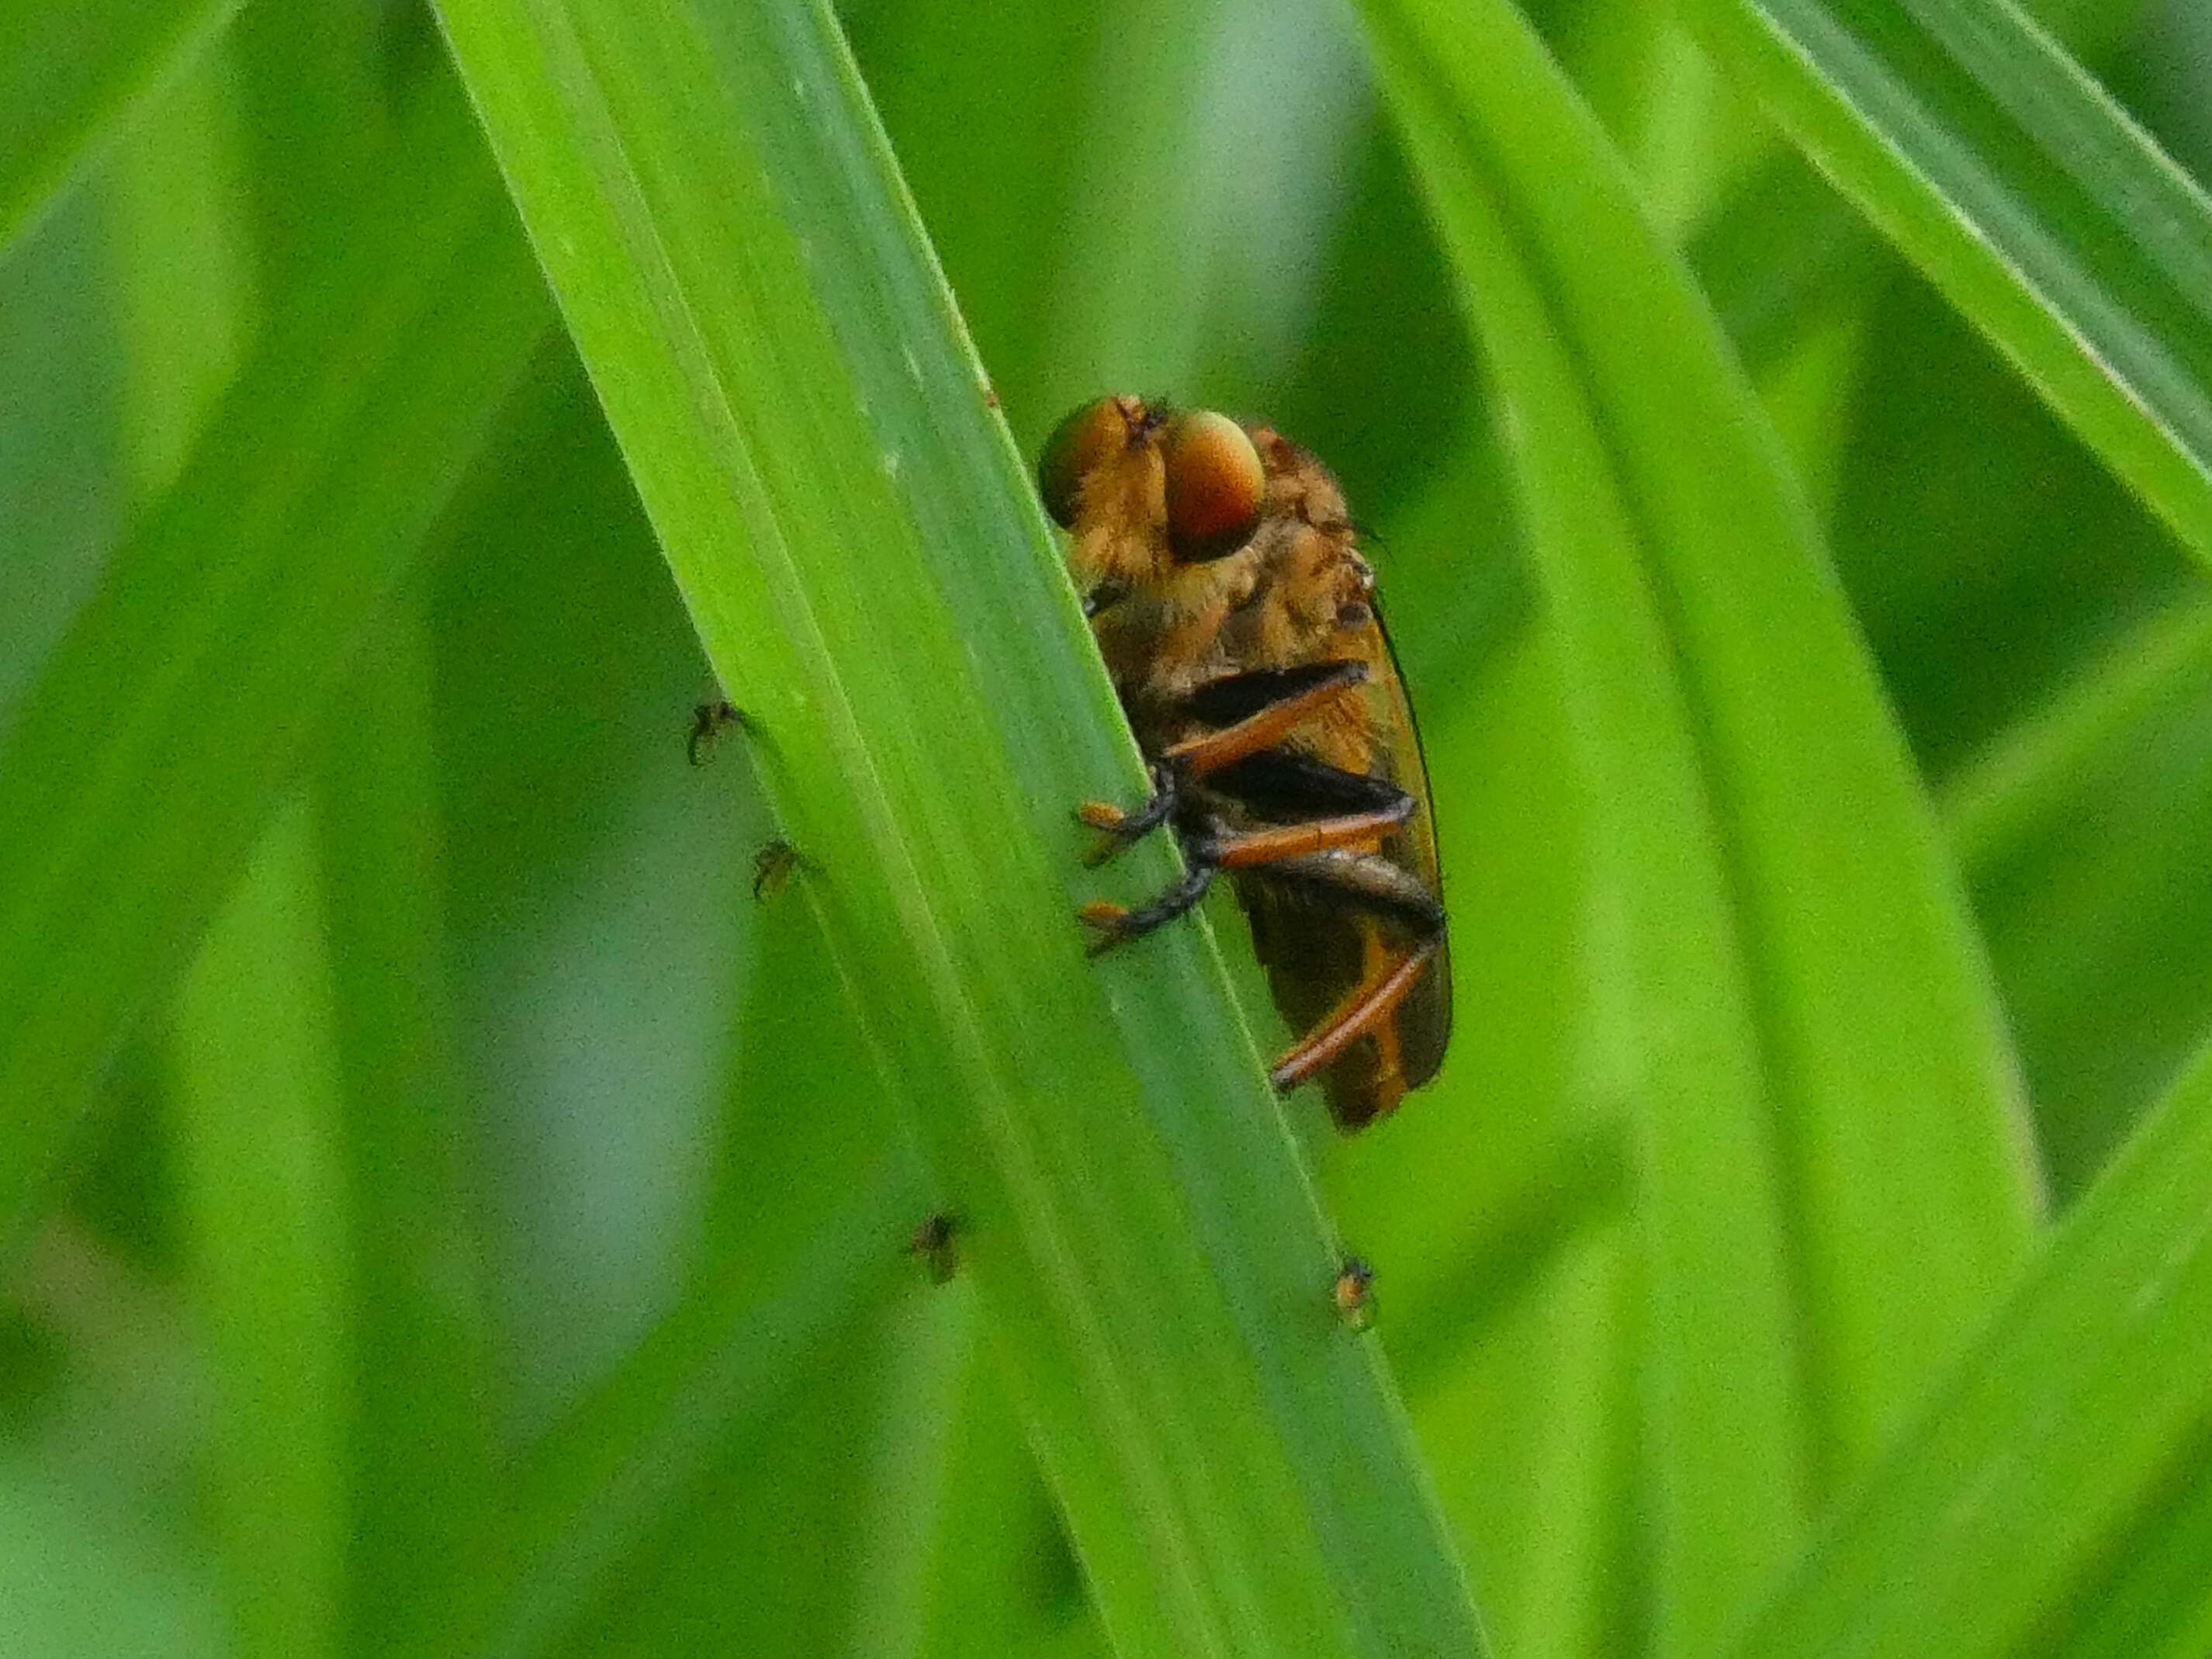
{"left": 909, "top": 1213, "right": 961, "bottom": 1284}
{"left": 752, "top": 836, "right": 807, "bottom": 902}
{"left": 1077, "top": 900, "right": 1135, "bottom": 957}
{"left": 1077, "top": 846, "right": 1218, "bottom": 954}
{"left": 687, "top": 700, "right": 748, "bottom": 766}
{"left": 1075, "top": 760, "right": 1179, "bottom": 866}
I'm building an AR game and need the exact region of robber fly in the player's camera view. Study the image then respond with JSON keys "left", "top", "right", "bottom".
{"left": 1038, "top": 395, "right": 1449, "bottom": 1130}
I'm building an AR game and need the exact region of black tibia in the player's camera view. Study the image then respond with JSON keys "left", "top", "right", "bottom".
{"left": 1182, "top": 660, "right": 1366, "bottom": 729}
{"left": 1084, "top": 843, "right": 1220, "bottom": 954}
{"left": 1080, "top": 760, "right": 1181, "bottom": 865}
{"left": 1204, "top": 750, "right": 1413, "bottom": 823}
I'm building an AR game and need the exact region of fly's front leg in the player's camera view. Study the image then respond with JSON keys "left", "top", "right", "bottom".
{"left": 1075, "top": 660, "right": 1368, "bottom": 864}
{"left": 1078, "top": 777, "right": 1415, "bottom": 955}
{"left": 1075, "top": 758, "right": 1182, "bottom": 866}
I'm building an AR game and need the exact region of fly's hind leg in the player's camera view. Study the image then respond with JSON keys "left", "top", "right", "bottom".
{"left": 1242, "top": 851, "right": 1445, "bottom": 1093}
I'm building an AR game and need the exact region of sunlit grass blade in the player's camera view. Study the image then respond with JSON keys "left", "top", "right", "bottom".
{"left": 1674, "top": 0, "right": 2212, "bottom": 562}
{"left": 1353, "top": 1, "right": 2044, "bottom": 1650}
{"left": 1730, "top": 1033, "right": 2212, "bottom": 1658}
{"left": 0, "top": 78, "right": 551, "bottom": 1252}
{"left": 0, "top": 0, "right": 246, "bottom": 250}
{"left": 428, "top": 0, "right": 1485, "bottom": 1651}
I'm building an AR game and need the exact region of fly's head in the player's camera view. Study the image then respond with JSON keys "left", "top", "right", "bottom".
{"left": 1038, "top": 396, "right": 1269, "bottom": 600}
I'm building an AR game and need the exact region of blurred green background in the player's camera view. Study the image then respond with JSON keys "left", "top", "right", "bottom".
{"left": 5, "top": 0, "right": 2211, "bottom": 1653}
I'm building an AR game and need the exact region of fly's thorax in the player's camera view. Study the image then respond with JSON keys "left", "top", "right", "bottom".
{"left": 1248, "top": 428, "right": 1351, "bottom": 527}
{"left": 1216, "top": 507, "right": 1377, "bottom": 675}
{"left": 1092, "top": 542, "right": 1262, "bottom": 702}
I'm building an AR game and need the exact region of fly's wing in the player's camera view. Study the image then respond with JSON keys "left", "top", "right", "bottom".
{"left": 1233, "top": 604, "right": 1450, "bottom": 1130}
{"left": 1361, "top": 604, "right": 1450, "bottom": 1092}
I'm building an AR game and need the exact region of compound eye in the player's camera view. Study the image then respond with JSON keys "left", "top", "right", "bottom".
{"left": 1037, "top": 397, "right": 1128, "bottom": 528}
{"left": 1164, "top": 411, "right": 1265, "bottom": 561}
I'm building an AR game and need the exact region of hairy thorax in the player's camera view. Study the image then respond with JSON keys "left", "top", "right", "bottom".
{"left": 1074, "top": 427, "right": 1380, "bottom": 761}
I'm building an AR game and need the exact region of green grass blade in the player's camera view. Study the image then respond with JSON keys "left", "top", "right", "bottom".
{"left": 1943, "top": 597, "right": 2212, "bottom": 1193}
{"left": 311, "top": 607, "right": 496, "bottom": 1650}
{"left": 0, "top": 0, "right": 246, "bottom": 251}
{"left": 0, "top": 79, "right": 552, "bottom": 1252}
{"left": 101, "top": 51, "right": 253, "bottom": 506}
{"left": 1674, "top": 0, "right": 2212, "bottom": 562}
{"left": 1731, "top": 1034, "right": 2212, "bottom": 1657}
{"left": 1329, "top": 588, "right": 1630, "bottom": 1659}
{"left": 1353, "top": 2, "right": 2044, "bottom": 1650}
{"left": 438, "top": 1169, "right": 916, "bottom": 1656}
{"left": 1688, "top": 154, "right": 1886, "bottom": 376}
{"left": 426, "top": 2, "right": 1485, "bottom": 1652}
{"left": 168, "top": 802, "right": 350, "bottom": 1659}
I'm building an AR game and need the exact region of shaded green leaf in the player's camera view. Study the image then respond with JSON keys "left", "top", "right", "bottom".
{"left": 1732, "top": 1034, "right": 2212, "bottom": 1657}
{"left": 0, "top": 78, "right": 552, "bottom": 1251}
{"left": 1674, "top": 0, "right": 2212, "bottom": 563}
{"left": 312, "top": 609, "right": 497, "bottom": 1650}
{"left": 168, "top": 802, "right": 349, "bottom": 1659}
{"left": 1354, "top": 0, "right": 2042, "bottom": 1649}
{"left": 0, "top": 0, "right": 245, "bottom": 251}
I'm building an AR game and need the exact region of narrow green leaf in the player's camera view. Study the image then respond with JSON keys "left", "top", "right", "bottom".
{"left": 1688, "top": 153, "right": 1887, "bottom": 376}
{"left": 1732, "top": 1035, "right": 2212, "bottom": 1657}
{"left": 169, "top": 801, "right": 349, "bottom": 1659}
{"left": 1331, "top": 483, "right": 1631, "bottom": 1659}
{"left": 0, "top": 1453, "right": 227, "bottom": 1658}
{"left": 428, "top": 0, "right": 1485, "bottom": 1652}
{"left": 2049, "top": 1449, "right": 2212, "bottom": 1659}
{"left": 1946, "top": 599, "right": 2212, "bottom": 873}
{"left": 311, "top": 607, "right": 496, "bottom": 1650}
{"left": 912, "top": 1319, "right": 1079, "bottom": 1659}
{"left": 0, "top": 0, "right": 245, "bottom": 251}
{"left": 1673, "top": 0, "right": 2212, "bottom": 563}
{"left": 1943, "top": 597, "right": 2212, "bottom": 1194}
{"left": 438, "top": 1169, "right": 917, "bottom": 1657}
{"left": 0, "top": 78, "right": 552, "bottom": 1252}
{"left": 1353, "top": 1, "right": 2042, "bottom": 1649}
{"left": 102, "top": 49, "right": 253, "bottom": 505}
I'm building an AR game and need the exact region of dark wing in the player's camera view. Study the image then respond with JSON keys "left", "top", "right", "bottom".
{"left": 1227, "top": 604, "right": 1450, "bottom": 1129}
{"left": 1361, "top": 602, "right": 1450, "bottom": 1091}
